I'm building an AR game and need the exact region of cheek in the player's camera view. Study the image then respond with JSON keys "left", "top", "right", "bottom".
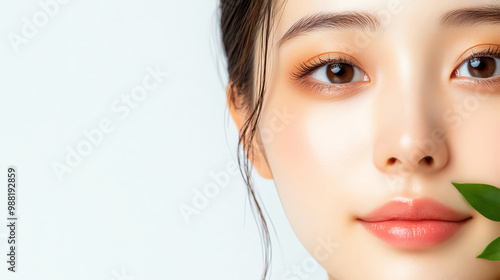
{"left": 259, "top": 98, "right": 374, "bottom": 252}
{"left": 265, "top": 104, "right": 365, "bottom": 188}
{"left": 452, "top": 106, "right": 500, "bottom": 182}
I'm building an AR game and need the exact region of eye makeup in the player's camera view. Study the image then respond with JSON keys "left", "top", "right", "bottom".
{"left": 288, "top": 53, "right": 370, "bottom": 98}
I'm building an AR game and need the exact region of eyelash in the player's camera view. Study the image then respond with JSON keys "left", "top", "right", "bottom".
{"left": 290, "top": 56, "right": 358, "bottom": 80}
{"left": 289, "top": 46, "right": 500, "bottom": 94}
{"left": 461, "top": 46, "right": 500, "bottom": 64}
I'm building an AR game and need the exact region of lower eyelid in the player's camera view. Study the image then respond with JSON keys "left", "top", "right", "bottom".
{"left": 451, "top": 76, "right": 500, "bottom": 89}
{"left": 293, "top": 75, "right": 371, "bottom": 99}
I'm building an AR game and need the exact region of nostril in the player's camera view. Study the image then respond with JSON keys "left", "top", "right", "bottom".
{"left": 387, "top": 157, "right": 397, "bottom": 165}
{"left": 423, "top": 156, "right": 433, "bottom": 165}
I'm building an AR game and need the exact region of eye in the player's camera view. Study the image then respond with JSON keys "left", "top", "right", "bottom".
{"left": 455, "top": 57, "right": 500, "bottom": 79}
{"left": 310, "top": 63, "right": 368, "bottom": 84}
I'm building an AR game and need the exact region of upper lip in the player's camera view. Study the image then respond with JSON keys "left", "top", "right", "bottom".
{"left": 357, "top": 197, "right": 472, "bottom": 222}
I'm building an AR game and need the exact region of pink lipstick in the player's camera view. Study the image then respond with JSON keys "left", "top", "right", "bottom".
{"left": 357, "top": 197, "right": 472, "bottom": 249}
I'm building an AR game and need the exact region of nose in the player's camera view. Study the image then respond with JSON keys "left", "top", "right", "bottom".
{"left": 373, "top": 83, "right": 450, "bottom": 177}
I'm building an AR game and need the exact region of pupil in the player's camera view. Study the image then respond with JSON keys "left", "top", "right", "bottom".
{"left": 468, "top": 57, "right": 496, "bottom": 78}
{"left": 332, "top": 64, "right": 345, "bottom": 75}
{"left": 327, "top": 63, "right": 354, "bottom": 83}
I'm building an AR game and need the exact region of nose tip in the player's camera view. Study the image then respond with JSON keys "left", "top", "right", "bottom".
{"left": 374, "top": 131, "right": 449, "bottom": 176}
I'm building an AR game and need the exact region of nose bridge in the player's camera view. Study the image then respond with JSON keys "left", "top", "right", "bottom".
{"left": 373, "top": 47, "right": 449, "bottom": 176}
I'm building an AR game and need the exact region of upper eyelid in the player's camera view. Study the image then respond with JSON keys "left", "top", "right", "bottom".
{"left": 454, "top": 45, "right": 500, "bottom": 69}
{"left": 313, "top": 53, "right": 364, "bottom": 69}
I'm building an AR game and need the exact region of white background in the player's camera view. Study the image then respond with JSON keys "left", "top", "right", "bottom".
{"left": 0, "top": 0, "right": 327, "bottom": 279}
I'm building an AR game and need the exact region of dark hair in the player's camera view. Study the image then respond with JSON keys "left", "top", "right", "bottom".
{"left": 219, "top": 0, "right": 278, "bottom": 278}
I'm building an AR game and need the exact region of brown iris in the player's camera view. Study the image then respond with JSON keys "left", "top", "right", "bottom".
{"left": 468, "top": 57, "right": 496, "bottom": 78}
{"left": 326, "top": 63, "right": 354, "bottom": 83}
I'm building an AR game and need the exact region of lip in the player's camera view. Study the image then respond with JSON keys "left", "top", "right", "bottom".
{"left": 357, "top": 197, "right": 472, "bottom": 249}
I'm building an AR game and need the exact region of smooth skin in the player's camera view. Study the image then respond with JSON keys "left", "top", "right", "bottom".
{"left": 228, "top": 0, "right": 500, "bottom": 279}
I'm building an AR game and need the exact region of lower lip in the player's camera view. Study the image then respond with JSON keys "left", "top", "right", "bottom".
{"left": 359, "top": 219, "right": 470, "bottom": 249}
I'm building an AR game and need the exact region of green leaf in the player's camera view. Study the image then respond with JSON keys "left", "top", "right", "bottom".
{"left": 451, "top": 182, "right": 500, "bottom": 222}
{"left": 477, "top": 236, "right": 500, "bottom": 261}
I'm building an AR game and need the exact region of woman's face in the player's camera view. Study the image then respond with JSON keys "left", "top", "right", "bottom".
{"left": 249, "top": 0, "right": 500, "bottom": 279}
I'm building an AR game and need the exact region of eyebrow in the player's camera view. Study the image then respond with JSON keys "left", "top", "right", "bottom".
{"left": 440, "top": 5, "right": 500, "bottom": 28}
{"left": 277, "top": 12, "right": 381, "bottom": 48}
{"left": 278, "top": 5, "right": 500, "bottom": 49}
